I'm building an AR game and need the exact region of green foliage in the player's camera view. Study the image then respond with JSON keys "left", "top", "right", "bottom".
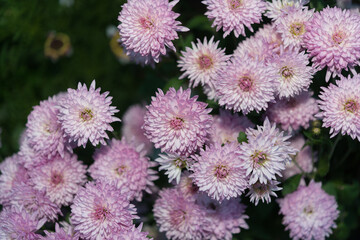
{"left": 237, "top": 131, "right": 248, "bottom": 144}
{"left": 282, "top": 174, "right": 302, "bottom": 195}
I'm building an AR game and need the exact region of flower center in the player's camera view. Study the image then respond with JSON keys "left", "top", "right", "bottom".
{"left": 344, "top": 99, "right": 358, "bottom": 113}
{"left": 214, "top": 165, "right": 229, "bottom": 179}
{"left": 197, "top": 55, "right": 213, "bottom": 70}
{"left": 50, "top": 38, "right": 64, "bottom": 50}
{"left": 289, "top": 22, "right": 305, "bottom": 36}
{"left": 332, "top": 31, "right": 345, "bottom": 45}
{"left": 94, "top": 205, "right": 111, "bottom": 221}
{"left": 252, "top": 182, "right": 269, "bottom": 195}
{"left": 115, "top": 165, "right": 127, "bottom": 176}
{"left": 174, "top": 158, "right": 187, "bottom": 168}
{"left": 303, "top": 205, "right": 313, "bottom": 215}
{"left": 170, "top": 117, "right": 184, "bottom": 130}
{"left": 238, "top": 76, "right": 253, "bottom": 92}
{"left": 228, "top": 0, "right": 242, "bottom": 9}
{"left": 251, "top": 151, "right": 267, "bottom": 167}
{"left": 51, "top": 172, "right": 63, "bottom": 185}
{"left": 170, "top": 209, "right": 186, "bottom": 225}
{"left": 140, "top": 17, "right": 154, "bottom": 29}
{"left": 80, "top": 108, "right": 93, "bottom": 121}
{"left": 280, "top": 66, "right": 293, "bottom": 79}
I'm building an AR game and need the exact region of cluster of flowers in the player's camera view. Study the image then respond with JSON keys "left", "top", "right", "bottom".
{"left": 0, "top": 81, "right": 156, "bottom": 239}
{"left": 1, "top": 0, "right": 358, "bottom": 239}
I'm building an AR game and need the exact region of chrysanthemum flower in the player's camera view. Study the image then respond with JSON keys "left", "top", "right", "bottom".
{"left": 215, "top": 56, "right": 276, "bottom": 114}
{"left": 254, "top": 24, "right": 283, "bottom": 55}
{"left": 26, "top": 96, "right": 70, "bottom": 159}
{"left": 118, "top": 0, "right": 189, "bottom": 65}
{"left": 278, "top": 181, "right": 339, "bottom": 240}
{"left": 0, "top": 154, "right": 29, "bottom": 205}
{"left": 177, "top": 171, "right": 200, "bottom": 198}
{"left": 202, "top": 0, "right": 266, "bottom": 37}
{"left": 209, "top": 109, "right": 254, "bottom": 145}
{"left": 303, "top": 7, "right": 360, "bottom": 81}
{"left": 113, "top": 223, "right": 152, "bottom": 240}
{"left": 41, "top": 223, "right": 79, "bottom": 240}
{"left": 267, "top": 49, "right": 314, "bottom": 98}
{"left": 143, "top": 87, "right": 213, "bottom": 156}
{"left": 89, "top": 138, "right": 158, "bottom": 201}
{"left": 240, "top": 118, "right": 297, "bottom": 184}
{"left": 265, "top": 0, "right": 309, "bottom": 21}
{"left": 178, "top": 36, "right": 229, "bottom": 88}
{"left": 266, "top": 91, "right": 319, "bottom": 131}
{"left": 71, "top": 180, "right": 138, "bottom": 240}
{"left": 121, "top": 104, "right": 153, "bottom": 155}
{"left": 275, "top": 8, "right": 314, "bottom": 49}
{"left": 57, "top": 80, "right": 120, "bottom": 147}
{"left": 153, "top": 188, "right": 207, "bottom": 240}
{"left": 247, "top": 180, "right": 282, "bottom": 205}
{"left": 191, "top": 142, "right": 248, "bottom": 202}
{"left": 317, "top": 74, "right": 360, "bottom": 140}
{"left": 18, "top": 135, "right": 47, "bottom": 170}
{"left": 0, "top": 206, "right": 45, "bottom": 240}
{"left": 196, "top": 194, "right": 249, "bottom": 240}
{"left": 155, "top": 153, "right": 192, "bottom": 184}
{"left": 283, "top": 135, "right": 315, "bottom": 179}
{"left": 6, "top": 183, "right": 61, "bottom": 222}
{"left": 29, "top": 152, "right": 87, "bottom": 206}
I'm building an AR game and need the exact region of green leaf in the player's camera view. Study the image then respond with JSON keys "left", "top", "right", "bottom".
{"left": 187, "top": 15, "right": 213, "bottom": 32}
{"left": 237, "top": 131, "right": 248, "bottom": 144}
{"left": 282, "top": 174, "right": 302, "bottom": 195}
{"left": 163, "top": 77, "right": 183, "bottom": 92}
{"left": 317, "top": 154, "right": 330, "bottom": 177}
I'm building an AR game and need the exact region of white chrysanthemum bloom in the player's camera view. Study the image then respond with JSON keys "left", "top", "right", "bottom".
{"left": 178, "top": 36, "right": 230, "bottom": 88}
{"left": 275, "top": 8, "right": 314, "bottom": 49}
{"left": 267, "top": 49, "right": 314, "bottom": 98}
{"left": 247, "top": 180, "right": 282, "bottom": 205}
{"left": 155, "top": 153, "right": 192, "bottom": 184}
{"left": 265, "top": 0, "right": 309, "bottom": 20}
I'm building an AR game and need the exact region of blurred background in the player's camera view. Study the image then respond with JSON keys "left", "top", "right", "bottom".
{"left": 1, "top": 0, "right": 359, "bottom": 239}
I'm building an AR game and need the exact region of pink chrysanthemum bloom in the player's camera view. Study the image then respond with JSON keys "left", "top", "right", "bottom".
{"left": 113, "top": 223, "right": 152, "bottom": 240}
{"left": 317, "top": 74, "right": 360, "bottom": 140}
{"left": 118, "top": 0, "right": 189, "bottom": 65}
{"left": 196, "top": 194, "right": 249, "bottom": 240}
{"left": 203, "top": 83, "right": 218, "bottom": 101}
{"left": 191, "top": 142, "right": 248, "bottom": 202}
{"left": 267, "top": 91, "right": 319, "bottom": 131}
{"left": 121, "top": 104, "right": 153, "bottom": 155}
{"left": 254, "top": 24, "right": 283, "bottom": 54}
{"left": 26, "top": 96, "right": 70, "bottom": 159}
{"left": 178, "top": 36, "right": 229, "bottom": 88}
{"left": 89, "top": 138, "right": 158, "bottom": 201}
{"left": 303, "top": 7, "right": 360, "bottom": 81}
{"left": 283, "top": 135, "right": 315, "bottom": 179}
{"left": 58, "top": 80, "right": 120, "bottom": 147}
{"left": 18, "top": 135, "right": 47, "bottom": 170}
{"left": 245, "top": 118, "right": 297, "bottom": 163}
{"left": 71, "top": 180, "right": 138, "bottom": 240}
{"left": 233, "top": 35, "right": 275, "bottom": 63}
{"left": 278, "top": 181, "right": 339, "bottom": 240}
{"left": 6, "top": 183, "right": 61, "bottom": 222}
{"left": 153, "top": 187, "right": 207, "bottom": 240}
{"left": 209, "top": 109, "right": 254, "bottom": 145}
{"left": 215, "top": 56, "right": 276, "bottom": 114}
{"left": 143, "top": 87, "right": 213, "bottom": 156}
{"left": 41, "top": 223, "right": 79, "bottom": 240}
{"left": 155, "top": 153, "right": 192, "bottom": 184}
{"left": 275, "top": 8, "right": 314, "bottom": 49}
{"left": 202, "top": 0, "right": 266, "bottom": 37}
{"left": 265, "top": 0, "right": 309, "bottom": 21}
{"left": 247, "top": 180, "right": 282, "bottom": 205}
{"left": 267, "top": 49, "right": 314, "bottom": 98}
{"left": 29, "top": 152, "right": 87, "bottom": 206}
{"left": 0, "top": 154, "right": 29, "bottom": 205}
{"left": 240, "top": 118, "right": 297, "bottom": 184}
{"left": 0, "top": 206, "right": 45, "bottom": 240}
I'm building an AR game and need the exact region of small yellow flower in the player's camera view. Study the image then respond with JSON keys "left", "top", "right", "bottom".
{"left": 44, "top": 32, "right": 71, "bottom": 61}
